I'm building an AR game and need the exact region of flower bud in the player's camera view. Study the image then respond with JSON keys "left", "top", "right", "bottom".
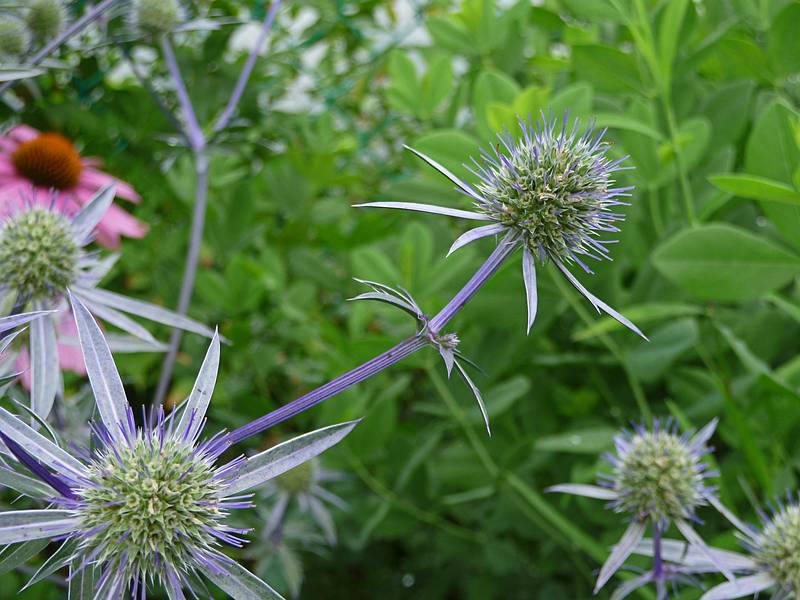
{"left": 0, "top": 16, "right": 31, "bottom": 58}
{"left": 132, "top": 0, "right": 181, "bottom": 35}
{"left": 26, "top": 0, "right": 65, "bottom": 40}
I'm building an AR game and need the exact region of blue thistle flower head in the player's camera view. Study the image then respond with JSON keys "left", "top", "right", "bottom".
{"left": 357, "top": 111, "right": 645, "bottom": 339}
{"left": 468, "top": 114, "right": 632, "bottom": 270}
{"left": 748, "top": 497, "right": 800, "bottom": 596}
{"left": 605, "top": 419, "right": 717, "bottom": 523}
{"left": 0, "top": 296, "right": 359, "bottom": 598}
{"left": 548, "top": 419, "right": 726, "bottom": 595}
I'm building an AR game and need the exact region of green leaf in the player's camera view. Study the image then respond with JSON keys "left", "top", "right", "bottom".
{"left": 534, "top": 427, "right": 616, "bottom": 454}
{"left": 572, "top": 44, "right": 642, "bottom": 94}
{"left": 419, "top": 55, "right": 453, "bottom": 118}
{"left": 708, "top": 173, "right": 800, "bottom": 206}
{"left": 593, "top": 112, "right": 664, "bottom": 140}
{"left": 657, "top": 0, "right": 690, "bottom": 87}
{"left": 625, "top": 318, "right": 699, "bottom": 382}
{"left": 487, "top": 102, "right": 517, "bottom": 133}
{"left": 513, "top": 85, "right": 549, "bottom": 117}
{"left": 549, "top": 82, "right": 593, "bottom": 116}
{"left": 572, "top": 303, "right": 703, "bottom": 341}
{"left": 0, "top": 539, "right": 49, "bottom": 576}
{"left": 472, "top": 69, "right": 520, "bottom": 140}
{"left": 768, "top": 2, "right": 800, "bottom": 78}
{"left": 412, "top": 129, "right": 480, "bottom": 183}
{"left": 745, "top": 98, "right": 800, "bottom": 246}
{"left": 652, "top": 224, "right": 800, "bottom": 301}
{"left": 426, "top": 15, "right": 475, "bottom": 54}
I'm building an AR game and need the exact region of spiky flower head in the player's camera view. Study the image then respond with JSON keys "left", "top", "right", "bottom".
{"left": 0, "top": 207, "right": 79, "bottom": 300}
{"left": 0, "top": 187, "right": 218, "bottom": 421}
{"left": 132, "top": 0, "right": 181, "bottom": 34}
{"left": 548, "top": 420, "right": 724, "bottom": 596}
{"left": 0, "top": 307, "right": 358, "bottom": 597}
{"left": 274, "top": 459, "right": 318, "bottom": 495}
{"left": 0, "top": 16, "right": 31, "bottom": 57}
{"left": 25, "top": 0, "right": 65, "bottom": 40}
{"left": 470, "top": 115, "right": 631, "bottom": 267}
{"left": 356, "top": 113, "right": 644, "bottom": 339}
{"left": 751, "top": 502, "right": 800, "bottom": 595}
{"left": 608, "top": 421, "right": 714, "bottom": 523}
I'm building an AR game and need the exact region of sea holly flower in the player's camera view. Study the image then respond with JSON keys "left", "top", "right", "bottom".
{"left": 0, "top": 295, "right": 359, "bottom": 598}
{"left": 349, "top": 278, "right": 490, "bottom": 433}
{"left": 0, "top": 188, "right": 214, "bottom": 418}
{"left": 694, "top": 495, "right": 800, "bottom": 599}
{"left": 0, "top": 16, "right": 30, "bottom": 59}
{"left": 548, "top": 419, "right": 730, "bottom": 597}
{"left": 262, "top": 458, "right": 347, "bottom": 546}
{"left": 357, "top": 114, "right": 645, "bottom": 339}
{"left": 131, "top": 0, "right": 183, "bottom": 35}
{"left": 0, "top": 125, "right": 147, "bottom": 248}
{"left": 25, "top": 0, "right": 66, "bottom": 41}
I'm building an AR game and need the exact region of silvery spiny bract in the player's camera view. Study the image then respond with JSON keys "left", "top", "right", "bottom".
{"left": 548, "top": 420, "right": 731, "bottom": 595}
{"left": 357, "top": 113, "right": 645, "bottom": 338}
{"left": 0, "top": 188, "right": 215, "bottom": 419}
{"left": 0, "top": 295, "right": 358, "bottom": 598}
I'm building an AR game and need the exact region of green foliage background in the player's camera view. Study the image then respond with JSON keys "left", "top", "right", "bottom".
{"left": 2, "top": 0, "right": 800, "bottom": 597}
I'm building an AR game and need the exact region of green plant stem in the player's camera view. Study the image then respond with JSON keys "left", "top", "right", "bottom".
{"left": 662, "top": 97, "right": 699, "bottom": 226}
{"left": 346, "top": 449, "right": 487, "bottom": 545}
{"left": 428, "top": 368, "right": 601, "bottom": 556}
{"left": 429, "top": 368, "right": 654, "bottom": 599}
{"left": 549, "top": 270, "right": 652, "bottom": 422}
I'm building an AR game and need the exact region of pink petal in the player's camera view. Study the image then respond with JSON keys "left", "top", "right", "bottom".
{"left": 9, "top": 125, "right": 40, "bottom": 143}
{"left": 79, "top": 168, "right": 141, "bottom": 203}
{"left": 71, "top": 188, "right": 148, "bottom": 248}
{"left": 56, "top": 312, "right": 86, "bottom": 375}
{"left": 14, "top": 348, "right": 32, "bottom": 390}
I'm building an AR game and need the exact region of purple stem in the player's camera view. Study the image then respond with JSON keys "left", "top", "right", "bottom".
{"left": 153, "top": 155, "right": 209, "bottom": 408}
{"left": 428, "top": 233, "right": 518, "bottom": 334}
{"left": 228, "top": 336, "right": 427, "bottom": 445}
{"left": 652, "top": 521, "right": 663, "bottom": 580}
{"left": 0, "top": 0, "right": 120, "bottom": 94}
{"left": 227, "top": 237, "right": 519, "bottom": 445}
{"left": 212, "top": 0, "right": 282, "bottom": 133}
{"left": 159, "top": 35, "right": 205, "bottom": 151}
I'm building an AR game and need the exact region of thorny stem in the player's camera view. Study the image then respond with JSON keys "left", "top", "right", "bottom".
{"left": 0, "top": 0, "right": 120, "bottom": 95}
{"left": 428, "top": 235, "right": 518, "bottom": 334}
{"left": 154, "top": 153, "right": 209, "bottom": 406}
{"left": 155, "top": 7, "right": 280, "bottom": 404}
{"left": 212, "top": 0, "right": 281, "bottom": 133}
{"left": 227, "top": 242, "right": 516, "bottom": 445}
{"left": 159, "top": 36, "right": 205, "bottom": 151}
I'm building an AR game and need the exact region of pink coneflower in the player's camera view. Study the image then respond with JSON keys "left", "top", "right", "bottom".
{"left": 0, "top": 125, "right": 147, "bottom": 248}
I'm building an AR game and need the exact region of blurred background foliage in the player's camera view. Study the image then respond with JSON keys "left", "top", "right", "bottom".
{"left": 2, "top": 0, "right": 800, "bottom": 597}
